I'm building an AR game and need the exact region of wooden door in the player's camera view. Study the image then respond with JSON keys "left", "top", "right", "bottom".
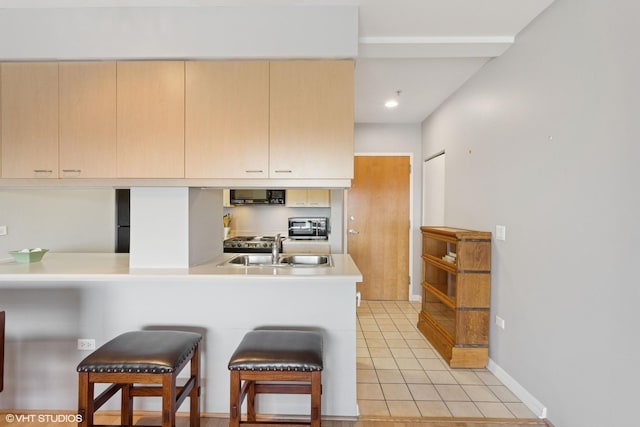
{"left": 185, "top": 61, "right": 269, "bottom": 178}
{"left": 1, "top": 62, "right": 59, "bottom": 178}
{"left": 269, "top": 60, "right": 354, "bottom": 179}
{"left": 116, "top": 61, "right": 185, "bottom": 178}
{"left": 59, "top": 61, "right": 117, "bottom": 178}
{"left": 347, "top": 156, "right": 410, "bottom": 300}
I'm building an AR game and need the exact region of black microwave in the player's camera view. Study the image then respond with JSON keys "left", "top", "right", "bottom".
{"left": 288, "top": 217, "right": 329, "bottom": 240}
{"left": 229, "top": 189, "right": 285, "bottom": 205}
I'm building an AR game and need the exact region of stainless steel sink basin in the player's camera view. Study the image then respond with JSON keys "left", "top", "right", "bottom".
{"left": 225, "top": 254, "right": 275, "bottom": 266}
{"left": 278, "top": 255, "right": 333, "bottom": 266}
{"left": 220, "top": 254, "right": 333, "bottom": 267}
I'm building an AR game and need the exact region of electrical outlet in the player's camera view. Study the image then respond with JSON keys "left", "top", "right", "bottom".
{"left": 0, "top": 225, "right": 7, "bottom": 236}
{"left": 495, "top": 316, "right": 506, "bottom": 330}
{"left": 495, "top": 225, "right": 506, "bottom": 241}
{"left": 77, "top": 339, "right": 96, "bottom": 351}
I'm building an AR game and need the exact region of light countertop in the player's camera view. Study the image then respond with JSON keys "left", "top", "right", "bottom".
{"left": 0, "top": 252, "right": 362, "bottom": 282}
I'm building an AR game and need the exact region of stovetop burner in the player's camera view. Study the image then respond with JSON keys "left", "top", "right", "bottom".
{"left": 226, "top": 235, "right": 276, "bottom": 241}
{"left": 223, "top": 235, "right": 283, "bottom": 253}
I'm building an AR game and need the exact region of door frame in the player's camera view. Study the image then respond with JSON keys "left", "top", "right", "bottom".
{"left": 345, "top": 152, "right": 415, "bottom": 301}
{"left": 422, "top": 150, "right": 445, "bottom": 225}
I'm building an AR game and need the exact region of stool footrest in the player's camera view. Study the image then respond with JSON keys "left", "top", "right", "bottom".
{"left": 130, "top": 376, "right": 196, "bottom": 408}
{"left": 255, "top": 383, "right": 312, "bottom": 394}
{"left": 239, "top": 422, "right": 317, "bottom": 427}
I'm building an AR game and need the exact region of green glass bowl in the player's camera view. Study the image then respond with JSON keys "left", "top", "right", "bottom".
{"left": 9, "top": 249, "right": 49, "bottom": 263}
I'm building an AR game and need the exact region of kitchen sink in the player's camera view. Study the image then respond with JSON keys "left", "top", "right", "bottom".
{"left": 221, "top": 254, "right": 333, "bottom": 267}
{"left": 225, "top": 254, "right": 275, "bottom": 266}
{"left": 278, "top": 255, "right": 332, "bottom": 266}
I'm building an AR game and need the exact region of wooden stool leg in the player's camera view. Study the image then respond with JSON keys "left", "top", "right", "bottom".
{"left": 190, "top": 345, "right": 201, "bottom": 427}
{"left": 78, "top": 372, "right": 93, "bottom": 427}
{"left": 311, "top": 371, "right": 321, "bottom": 427}
{"left": 162, "top": 373, "right": 177, "bottom": 427}
{"left": 121, "top": 383, "right": 133, "bottom": 427}
{"left": 229, "top": 371, "right": 241, "bottom": 427}
{"left": 247, "top": 380, "right": 257, "bottom": 422}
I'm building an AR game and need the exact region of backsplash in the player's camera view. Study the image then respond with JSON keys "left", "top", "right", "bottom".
{"left": 223, "top": 189, "right": 345, "bottom": 253}
{"left": 223, "top": 205, "right": 331, "bottom": 237}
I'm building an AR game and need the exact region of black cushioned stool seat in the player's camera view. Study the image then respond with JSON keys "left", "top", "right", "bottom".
{"left": 228, "top": 330, "right": 323, "bottom": 427}
{"left": 77, "top": 331, "right": 201, "bottom": 427}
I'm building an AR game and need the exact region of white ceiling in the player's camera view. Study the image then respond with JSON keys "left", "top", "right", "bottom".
{"left": 0, "top": 0, "right": 556, "bottom": 124}
{"left": 352, "top": 0, "right": 556, "bottom": 123}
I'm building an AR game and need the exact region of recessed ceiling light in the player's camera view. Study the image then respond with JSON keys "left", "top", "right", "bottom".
{"left": 385, "top": 99, "right": 399, "bottom": 108}
{"left": 384, "top": 90, "right": 402, "bottom": 109}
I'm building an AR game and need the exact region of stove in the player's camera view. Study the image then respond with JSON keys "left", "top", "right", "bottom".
{"left": 223, "top": 236, "right": 283, "bottom": 253}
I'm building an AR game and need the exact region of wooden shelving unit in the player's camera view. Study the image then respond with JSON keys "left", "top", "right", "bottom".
{"left": 418, "top": 226, "right": 492, "bottom": 368}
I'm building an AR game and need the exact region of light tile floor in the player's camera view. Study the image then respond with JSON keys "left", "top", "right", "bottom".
{"left": 356, "top": 300, "right": 537, "bottom": 419}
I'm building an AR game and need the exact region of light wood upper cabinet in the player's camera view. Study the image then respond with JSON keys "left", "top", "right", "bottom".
{"left": 185, "top": 61, "right": 269, "bottom": 179}
{"left": 116, "top": 61, "right": 185, "bottom": 178}
{"left": 270, "top": 60, "right": 354, "bottom": 179}
{"left": 286, "top": 189, "right": 330, "bottom": 207}
{"left": 1, "top": 63, "right": 59, "bottom": 178}
{"left": 0, "top": 60, "right": 354, "bottom": 183}
{"left": 307, "top": 189, "right": 331, "bottom": 207}
{"left": 59, "top": 62, "right": 117, "bottom": 178}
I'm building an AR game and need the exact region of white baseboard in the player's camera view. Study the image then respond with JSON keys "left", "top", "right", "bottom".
{"left": 410, "top": 294, "right": 422, "bottom": 302}
{"left": 487, "top": 358, "right": 547, "bottom": 419}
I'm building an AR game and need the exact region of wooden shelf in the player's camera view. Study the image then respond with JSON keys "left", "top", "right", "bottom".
{"left": 417, "top": 226, "right": 491, "bottom": 368}
{"left": 423, "top": 254, "right": 457, "bottom": 273}
{"left": 422, "top": 281, "right": 455, "bottom": 309}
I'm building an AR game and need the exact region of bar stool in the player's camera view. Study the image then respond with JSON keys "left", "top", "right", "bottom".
{"left": 228, "top": 329, "right": 323, "bottom": 427}
{"left": 77, "top": 330, "right": 202, "bottom": 427}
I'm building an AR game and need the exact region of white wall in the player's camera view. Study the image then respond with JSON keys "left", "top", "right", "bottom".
{"left": 354, "top": 123, "right": 423, "bottom": 298}
{"left": 0, "top": 5, "right": 357, "bottom": 60}
{"left": 421, "top": 1, "right": 640, "bottom": 426}
{"left": 0, "top": 189, "right": 115, "bottom": 258}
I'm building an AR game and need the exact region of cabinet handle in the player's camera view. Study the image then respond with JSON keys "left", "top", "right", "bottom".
{"left": 62, "top": 169, "right": 82, "bottom": 173}
{"left": 33, "top": 169, "right": 53, "bottom": 173}
{"left": 245, "top": 170, "right": 264, "bottom": 173}
{"left": 274, "top": 170, "right": 293, "bottom": 173}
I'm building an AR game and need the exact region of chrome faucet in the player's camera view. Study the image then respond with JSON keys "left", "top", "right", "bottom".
{"left": 272, "top": 233, "right": 281, "bottom": 264}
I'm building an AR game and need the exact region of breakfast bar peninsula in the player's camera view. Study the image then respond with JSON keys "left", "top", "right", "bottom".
{"left": 0, "top": 251, "right": 362, "bottom": 417}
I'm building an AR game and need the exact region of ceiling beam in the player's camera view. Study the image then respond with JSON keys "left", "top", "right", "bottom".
{"left": 358, "top": 36, "right": 514, "bottom": 59}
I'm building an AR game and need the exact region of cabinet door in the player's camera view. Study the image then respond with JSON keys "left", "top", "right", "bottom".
{"left": 285, "top": 189, "right": 308, "bottom": 207}
{"left": 285, "top": 189, "right": 330, "bottom": 207}
{"left": 270, "top": 61, "right": 354, "bottom": 179}
{"left": 117, "top": 61, "right": 185, "bottom": 178}
{"left": 307, "top": 189, "right": 330, "bottom": 207}
{"left": 1, "top": 63, "right": 59, "bottom": 178}
{"left": 185, "top": 61, "right": 269, "bottom": 178}
{"left": 59, "top": 62, "right": 117, "bottom": 178}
